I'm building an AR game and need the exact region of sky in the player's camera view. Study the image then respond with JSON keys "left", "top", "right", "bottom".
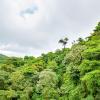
{"left": 0, "top": 0, "right": 100, "bottom": 57}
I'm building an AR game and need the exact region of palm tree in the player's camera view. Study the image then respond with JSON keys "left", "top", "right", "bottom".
{"left": 59, "top": 37, "right": 68, "bottom": 49}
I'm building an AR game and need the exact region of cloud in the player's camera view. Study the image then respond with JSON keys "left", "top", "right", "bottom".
{"left": 0, "top": 0, "right": 100, "bottom": 56}
{"left": 20, "top": 4, "right": 38, "bottom": 18}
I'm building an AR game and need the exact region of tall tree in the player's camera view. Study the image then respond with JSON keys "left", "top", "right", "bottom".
{"left": 59, "top": 37, "right": 68, "bottom": 49}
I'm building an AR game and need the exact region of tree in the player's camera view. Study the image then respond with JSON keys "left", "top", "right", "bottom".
{"left": 81, "top": 70, "right": 100, "bottom": 100}
{"left": 94, "top": 22, "right": 100, "bottom": 32}
{"left": 0, "top": 22, "right": 99, "bottom": 100}
{"left": 77, "top": 37, "right": 84, "bottom": 44}
{"left": 59, "top": 37, "right": 68, "bottom": 49}
{"left": 36, "top": 69, "right": 58, "bottom": 99}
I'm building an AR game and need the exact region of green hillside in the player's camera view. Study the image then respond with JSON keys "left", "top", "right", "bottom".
{"left": 0, "top": 23, "right": 100, "bottom": 100}
{"left": 0, "top": 54, "right": 8, "bottom": 64}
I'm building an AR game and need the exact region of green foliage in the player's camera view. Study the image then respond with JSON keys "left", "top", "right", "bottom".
{"left": 94, "top": 22, "right": 100, "bottom": 32}
{"left": 79, "top": 60, "right": 100, "bottom": 75}
{"left": 46, "top": 61, "right": 58, "bottom": 71}
{"left": 81, "top": 70, "right": 100, "bottom": 99}
{"left": 5, "top": 57, "right": 25, "bottom": 67}
{"left": 36, "top": 69, "right": 58, "bottom": 99}
{"left": 0, "top": 54, "right": 8, "bottom": 64}
{"left": 0, "top": 23, "right": 100, "bottom": 100}
{"left": 65, "top": 45, "right": 86, "bottom": 65}
{"left": 0, "top": 70, "right": 9, "bottom": 89}
{"left": 83, "top": 48, "right": 100, "bottom": 60}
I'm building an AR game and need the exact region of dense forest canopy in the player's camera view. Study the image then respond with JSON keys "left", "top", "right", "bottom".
{"left": 0, "top": 23, "right": 100, "bottom": 100}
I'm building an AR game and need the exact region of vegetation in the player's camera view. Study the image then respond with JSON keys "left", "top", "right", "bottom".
{"left": 59, "top": 37, "right": 68, "bottom": 49}
{"left": 0, "top": 54, "right": 8, "bottom": 64}
{"left": 0, "top": 23, "right": 100, "bottom": 100}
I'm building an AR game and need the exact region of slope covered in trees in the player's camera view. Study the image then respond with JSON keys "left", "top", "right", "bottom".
{"left": 0, "top": 54, "right": 8, "bottom": 64}
{"left": 0, "top": 23, "right": 100, "bottom": 100}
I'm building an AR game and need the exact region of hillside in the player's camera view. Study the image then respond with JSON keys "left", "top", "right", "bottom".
{"left": 0, "top": 54, "right": 8, "bottom": 64}
{"left": 0, "top": 23, "right": 100, "bottom": 100}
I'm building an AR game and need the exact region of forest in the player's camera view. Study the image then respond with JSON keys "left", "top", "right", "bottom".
{"left": 0, "top": 22, "right": 100, "bottom": 100}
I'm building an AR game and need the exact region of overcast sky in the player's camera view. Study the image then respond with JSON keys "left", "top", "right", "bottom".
{"left": 0, "top": 0, "right": 100, "bottom": 57}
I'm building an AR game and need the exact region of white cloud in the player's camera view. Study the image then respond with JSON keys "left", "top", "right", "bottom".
{"left": 20, "top": 4, "right": 38, "bottom": 18}
{"left": 0, "top": 0, "right": 100, "bottom": 56}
